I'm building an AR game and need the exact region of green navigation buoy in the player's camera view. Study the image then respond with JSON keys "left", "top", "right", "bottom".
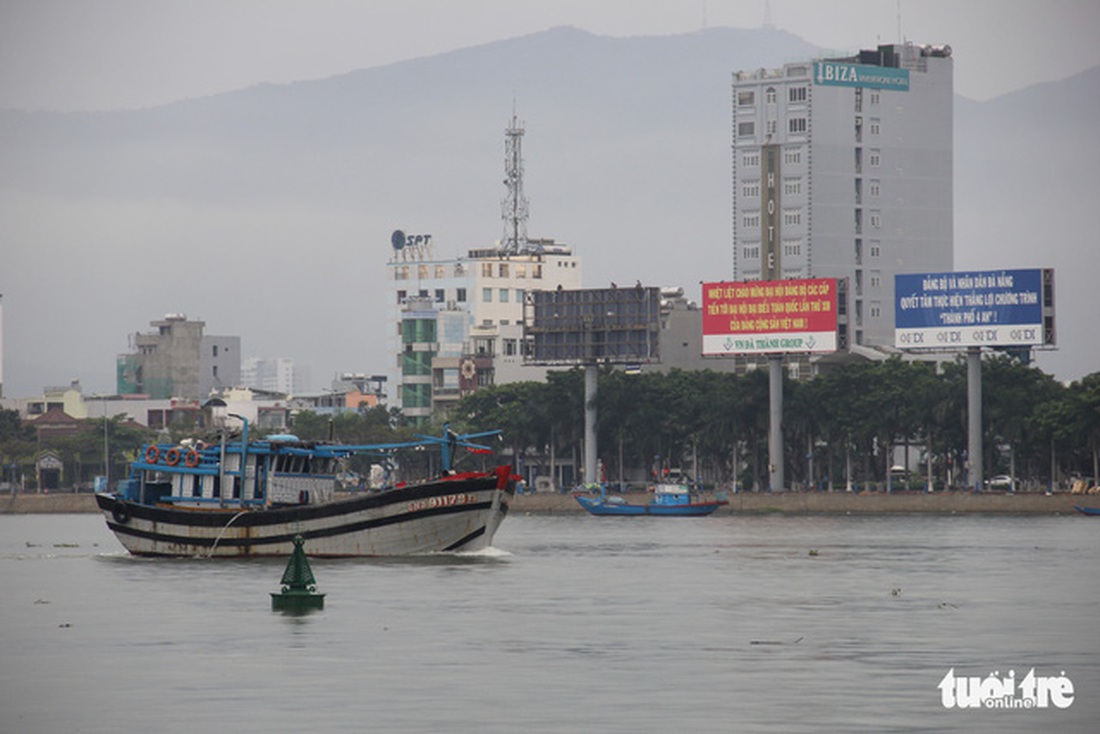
{"left": 271, "top": 535, "right": 325, "bottom": 612}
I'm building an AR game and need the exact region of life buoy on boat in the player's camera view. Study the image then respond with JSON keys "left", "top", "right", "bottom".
{"left": 165, "top": 448, "right": 181, "bottom": 466}
{"left": 184, "top": 450, "right": 200, "bottom": 468}
{"left": 145, "top": 445, "right": 159, "bottom": 464}
{"left": 112, "top": 502, "right": 131, "bottom": 524}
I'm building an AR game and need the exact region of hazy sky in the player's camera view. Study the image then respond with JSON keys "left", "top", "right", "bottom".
{"left": 2, "top": 0, "right": 1098, "bottom": 112}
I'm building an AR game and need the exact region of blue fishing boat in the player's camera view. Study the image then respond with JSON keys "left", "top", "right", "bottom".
{"left": 574, "top": 475, "right": 727, "bottom": 516}
{"left": 1073, "top": 505, "right": 1100, "bottom": 516}
{"left": 95, "top": 424, "right": 518, "bottom": 557}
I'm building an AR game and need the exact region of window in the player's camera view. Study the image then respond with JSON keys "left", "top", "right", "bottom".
{"left": 870, "top": 91, "right": 881, "bottom": 105}
{"left": 766, "top": 120, "right": 777, "bottom": 135}
{"left": 481, "top": 263, "right": 493, "bottom": 277}
{"left": 482, "top": 288, "right": 492, "bottom": 303}
{"left": 456, "top": 288, "right": 467, "bottom": 302}
{"left": 869, "top": 242, "right": 881, "bottom": 259}
{"left": 788, "top": 86, "right": 807, "bottom": 103}
{"left": 434, "top": 289, "right": 445, "bottom": 303}
{"left": 784, "top": 149, "right": 801, "bottom": 165}
{"left": 783, "top": 240, "right": 802, "bottom": 257}
{"left": 870, "top": 211, "right": 882, "bottom": 229}
{"left": 532, "top": 264, "right": 542, "bottom": 279}
{"left": 738, "top": 90, "right": 755, "bottom": 106}
{"left": 870, "top": 271, "right": 881, "bottom": 289}
{"left": 417, "top": 265, "right": 429, "bottom": 279}
{"left": 397, "top": 289, "right": 407, "bottom": 304}
{"left": 743, "top": 212, "right": 761, "bottom": 228}
{"left": 742, "top": 152, "right": 760, "bottom": 167}
{"left": 212, "top": 345, "right": 218, "bottom": 357}
{"left": 738, "top": 121, "right": 755, "bottom": 137}
{"left": 783, "top": 209, "right": 802, "bottom": 226}
{"left": 869, "top": 180, "right": 881, "bottom": 198}
{"left": 434, "top": 265, "right": 445, "bottom": 278}
{"left": 869, "top": 118, "right": 881, "bottom": 137}
{"left": 743, "top": 181, "right": 760, "bottom": 198}
{"left": 870, "top": 149, "right": 881, "bottom": 167}
{"left": 395, "top": 266, "right": 409, "bottom": 280}
{"left": 743, "top": 245, "right": 760, "bottom": 260}
{"left": 515, "top": 264, "right": 526, "bottom": 278}
{"left": 503, "top": 339, "right": 518, "bottom": 356}
{"left": 499, "top": 288, "right": 509, "bottom": 303}
{"left": 766, "top": 87, "right": 776, "bottom": 104}
{"left": 783, "top": 179, "right": 801, "bottom": 196}
{"left": 498, "top": 263, "right": 509, "bottom": 277}
{"left": 788, "top": 118, "right": 807, "bottom": 134}
{"left": 870, "top": 303, "right": 882, "bottom": 319}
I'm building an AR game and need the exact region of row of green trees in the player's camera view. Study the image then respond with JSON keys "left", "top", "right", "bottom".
{"left": 3, "top": 356, "right": 1098, "bottom": 491}
{"left": 446, "top": 356, "right": 1100, "bottom": 491}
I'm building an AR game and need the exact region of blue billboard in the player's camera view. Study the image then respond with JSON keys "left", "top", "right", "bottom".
{"left": 895, "top": 269, "right": 1053, "bottom": 349}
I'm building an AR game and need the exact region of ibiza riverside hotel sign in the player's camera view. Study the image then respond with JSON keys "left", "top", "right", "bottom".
{"left": 895, "top": 268, "right": 1055, "bottom": 349}
{"left": 702, "top": 278, "right": 846, "bottom": 356}
{"left": 813, "top": 61, "right": 909, "bottom": 91}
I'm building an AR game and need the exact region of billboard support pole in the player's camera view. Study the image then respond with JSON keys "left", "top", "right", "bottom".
{"left": 584, "top": 363, "right": 598, "bottom": 488}
{"left": 967, "top": 346, "right": 983, "bottom": 492}
{"left": 768, "top": 355, "right": 784, "bottom": 492}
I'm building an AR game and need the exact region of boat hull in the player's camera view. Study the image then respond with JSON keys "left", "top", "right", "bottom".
{"left": 96, "top": 468, "right": 515, "bottom": 557}
{"left": 1073, "top": 505, "right": 1100, "bottom": 516}
{"left": 574, "top": 494, "right": 725, "bottom": 516}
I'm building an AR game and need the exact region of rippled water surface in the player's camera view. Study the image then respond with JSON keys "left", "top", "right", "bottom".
{"left": 1, "top": 512, "right": 1097, "bottom": 733}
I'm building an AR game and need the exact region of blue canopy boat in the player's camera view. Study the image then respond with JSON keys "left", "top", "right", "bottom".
{"left": 95, "top": 423, "right": 518, "bottom": 557}
{"left": 574, "top": 474, "right": 727, "bottom": 516}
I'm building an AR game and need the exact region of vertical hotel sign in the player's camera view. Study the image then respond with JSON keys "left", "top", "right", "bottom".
{"left": 702, "top": 278, "right": 839, "bottom": 355}
{"left": 762, "top": 144, "right": 780, "bottom": 279}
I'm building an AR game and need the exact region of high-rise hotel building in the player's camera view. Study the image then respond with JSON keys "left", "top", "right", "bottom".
{"left": 732, "top": 42, "right": 953, "bottom": 349}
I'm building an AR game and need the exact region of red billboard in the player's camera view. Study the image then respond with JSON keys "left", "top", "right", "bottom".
{"left": 702, "top": 278, "right": 841, "bottom": 355}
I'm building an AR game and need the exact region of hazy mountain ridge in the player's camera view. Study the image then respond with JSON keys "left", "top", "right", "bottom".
{"left": 0, "top": 26, "right": 1095, "bottom": 396}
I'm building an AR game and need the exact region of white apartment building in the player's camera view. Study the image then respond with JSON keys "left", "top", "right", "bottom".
{"left": 387, "top": 236, "right": 582, "bottom": 423}
{"left": 732, "top": 42, "right": 953, "bottom": 349}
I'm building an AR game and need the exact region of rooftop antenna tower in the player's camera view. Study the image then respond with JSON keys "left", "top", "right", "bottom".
{"left": 763, "top": 0, "right": 775, "bottom": 30}
{"left": 501, "top": 104, "right": 529, "bottom": 255}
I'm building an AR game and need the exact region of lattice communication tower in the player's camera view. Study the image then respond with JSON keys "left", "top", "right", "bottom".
{"left": 501, "top": 113, "right": 529, "bottom": 255}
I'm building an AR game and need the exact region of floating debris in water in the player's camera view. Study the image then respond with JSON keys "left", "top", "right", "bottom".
{"left": 937, "top": 601, "right": 958, "bottom": 610}
{"left": 807, "top": 549, "right": 819, "bottom": 556}
{"left": 53, "top": 543, "right": 79, "bottom": 548}
{"left": 890, "top": 587, "right": 902, "bottom": 597}
{"left": 34, "top": 599, "right": 50, "bottom": 605}
{"left": 750, "top": 636, "right": 804, "bottom": 646}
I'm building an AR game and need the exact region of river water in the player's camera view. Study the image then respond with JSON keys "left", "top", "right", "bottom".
{"left": 1, "top": 511, "right": 1096, "bottom": 733}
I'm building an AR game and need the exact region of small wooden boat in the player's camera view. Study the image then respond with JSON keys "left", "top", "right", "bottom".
{"left": 1073, "top": 505, "right": 1100, "bottom": 516}
{"left": 574, "top": 476, "right": 727, "bottom": 517}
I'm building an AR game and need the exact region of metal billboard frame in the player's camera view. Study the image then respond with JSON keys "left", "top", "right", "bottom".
{"left": 523, "top": 286, "right": 661, "bottom": 366}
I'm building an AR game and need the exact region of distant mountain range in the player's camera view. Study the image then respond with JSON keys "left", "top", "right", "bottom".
{"left": 1, "top": 26, "right": 1096, "bottom": 396}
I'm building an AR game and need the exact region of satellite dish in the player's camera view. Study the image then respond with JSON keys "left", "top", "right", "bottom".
{"left": 391, "top": 230, "right": 406, "bottom": 250}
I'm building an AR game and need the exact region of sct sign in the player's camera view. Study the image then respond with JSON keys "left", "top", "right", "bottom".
{"left": 895, "top": 269, "right": 1054, "bottom": 349}
{"left": 702, "top": 278, "right": 840, "bottom": 355}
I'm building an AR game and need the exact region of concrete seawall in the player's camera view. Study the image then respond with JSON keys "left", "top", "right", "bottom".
{"left": 2, "top": 490, "right": 1094, "bottom": 515}
{"left": 510, "top": 490, "right": 1091, "bottom": 515}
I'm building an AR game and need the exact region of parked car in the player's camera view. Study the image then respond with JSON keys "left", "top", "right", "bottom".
{"left": 985, "top": 475, "right": 1016, "bottom": 490}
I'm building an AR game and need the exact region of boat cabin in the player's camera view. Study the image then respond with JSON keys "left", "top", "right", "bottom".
{"left": 116, "top": 437, "right": 342, "bottom": 508}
